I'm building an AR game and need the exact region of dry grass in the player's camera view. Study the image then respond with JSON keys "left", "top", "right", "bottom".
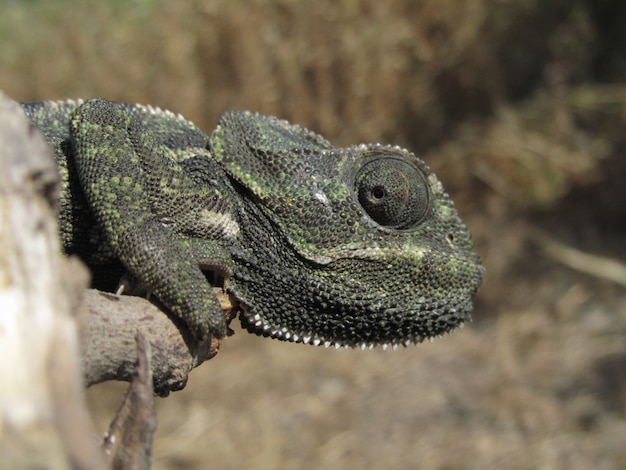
{"left": 2, "top": 0, "right": 626, "bottom": 468}
{"left": 87, "top": 272, "right": 626, "bottom": 469}
{"left": 0, "top": 0, "right": 600, "bottom": 146}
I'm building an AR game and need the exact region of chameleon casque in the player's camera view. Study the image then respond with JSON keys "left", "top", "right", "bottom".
{"left": 22, "top": 98, "right": 482, "bottom": 349}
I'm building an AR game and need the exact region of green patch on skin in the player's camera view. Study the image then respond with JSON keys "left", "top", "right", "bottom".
{"left": 22, "top": 98, "right": 482, "bottom": 348}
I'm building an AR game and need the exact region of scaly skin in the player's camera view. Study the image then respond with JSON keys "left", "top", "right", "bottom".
{"left": 22, "top": 98, "right": 482, "bottom": 348}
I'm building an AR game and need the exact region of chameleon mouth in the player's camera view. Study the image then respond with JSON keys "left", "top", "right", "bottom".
{"left": 238, "top": 304, "right": 469, "bottom": 350}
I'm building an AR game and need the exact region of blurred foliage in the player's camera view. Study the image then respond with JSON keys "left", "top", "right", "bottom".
{"left": 3, "top": 2, "right": 626, "bottom": 469}
{"left": 0, "top": 0, "right": 624, "bottom": 264}
{"left": 1, "top": 0, "right": 625, "bottom": 213}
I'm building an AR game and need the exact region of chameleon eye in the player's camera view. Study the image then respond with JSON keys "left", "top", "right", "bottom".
{"left": 356, "top": 158, "right": 430, "bottom": 229}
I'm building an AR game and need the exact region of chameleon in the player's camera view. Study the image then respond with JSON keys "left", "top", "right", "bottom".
{"left": 21, "top": 98, "right": 482, "bottom": 349}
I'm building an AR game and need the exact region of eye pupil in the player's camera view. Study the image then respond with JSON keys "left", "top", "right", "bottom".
{"left": 371, "top": 186, "right": 386, "bottom": 200}
{"left": 356, "top": 157, "right": 430, "bottom": 229}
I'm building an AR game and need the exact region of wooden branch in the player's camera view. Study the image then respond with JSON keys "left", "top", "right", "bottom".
{"left": 103, "top": 332, "right": 156, "bottom": 470}
{"left": 81, "top": 287, "right": 237, "bottom": 397}
{"left": 0, "top": 91, "right": 238, "bottom": 467}
{"left": 532, "top": 230, "right": 626, "bottom": 287}
{"left": 0, "top": 91, "right": 105, "bottom": 469}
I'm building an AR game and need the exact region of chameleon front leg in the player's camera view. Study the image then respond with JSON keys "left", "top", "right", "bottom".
{"left": 69, "top": 99, "right": 228, "bottom": 340}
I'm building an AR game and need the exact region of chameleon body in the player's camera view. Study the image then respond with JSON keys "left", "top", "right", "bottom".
{"left": 22, "top": 98, "right": 482, "bottom": 349}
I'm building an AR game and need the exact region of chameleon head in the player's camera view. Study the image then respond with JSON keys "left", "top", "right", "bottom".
{"left": 210, "top": 111, "right": 483, "bottom": 349}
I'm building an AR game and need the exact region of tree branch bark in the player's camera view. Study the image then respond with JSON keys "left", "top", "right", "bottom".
{"left": 81, "top": 287, "right": 236, "bottom": 396}
{"left": 0, "top": 91, "right": 105, "bottom": 469}
{"left": 0, "top": 91, "right": 236, "bottom": 467}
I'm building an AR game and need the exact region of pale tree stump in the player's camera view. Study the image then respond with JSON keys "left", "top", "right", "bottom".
{"left": 0, "top": 91, "right": 235, "bottom": 469}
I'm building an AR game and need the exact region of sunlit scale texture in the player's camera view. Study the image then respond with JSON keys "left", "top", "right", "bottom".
{"left": 23, "top": 99, "right": 481, "bottom": 347}
{"left": 211, "top": 111, "right": 482, "bottom": 348}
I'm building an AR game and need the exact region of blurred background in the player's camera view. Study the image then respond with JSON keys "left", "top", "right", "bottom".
{"left": 2, "top": 0, "right": 625, "bottom": 468}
